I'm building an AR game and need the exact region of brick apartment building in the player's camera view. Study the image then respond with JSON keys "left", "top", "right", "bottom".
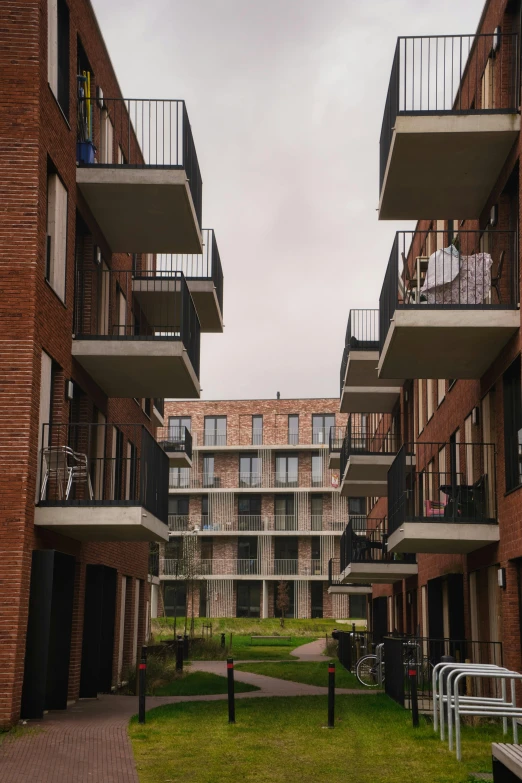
{"left": 333, "top": 0, "right": 522, "bottom": 675}
{"left": 0, "top": 0, "right": 224, "bottom": 727}
{"left": 155, "top": 398, "right": 370, "bottom": 620}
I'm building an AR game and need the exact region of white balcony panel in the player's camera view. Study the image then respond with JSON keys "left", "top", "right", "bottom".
{"left": 387, "top": 522, "right": 500, "bottom": 555}
{"left": 34, "top": 506, "right": 169, "bottom": 542}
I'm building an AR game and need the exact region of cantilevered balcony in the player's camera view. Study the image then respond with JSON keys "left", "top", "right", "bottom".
{"left": 327, "top": 558, "right": 372, "bottom": 595}
{"left": 159, "top": 558, "right": 328, "bottom": 579}
{"left": 379, "top": 33, "right": 520, "bottom": 219}
{"left": 339, "top": 522, "right": 417, "bottom": 584}
{"left": 167, "top": 514, "right": 345, "bottom": 534}
{"left": 386, "top": 441, "right": 499, "bottom": 555}
{"left": 339, "top": 414, "right": 399, "bottom": 497}
{"left": 35, "top": 423, "right": 169, "bottom": 542}
{"left": 77, "top": 98, "right": 202, "bottom": 252}
{"left": 169, "top": 469, "right": 341, "bottom": 492}
{"left": 378, "top": 230, "right": 519, "bottom": 380}
{"left": 340, "top": 310, "right": 402, "bottom": 413}
{"left": 157, "top": 425, "right": 192, "bottom": 468}
{"left": 328, "top": 426, "right": 345, "bottom": 469}
{"left": 73, "top": 268, "right": 200, "bottom": 398}
{"left": 139, "top": 229, "right": 223, "bottom": 332}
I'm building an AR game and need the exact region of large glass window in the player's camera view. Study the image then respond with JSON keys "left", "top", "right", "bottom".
{"left": 288, "top": 414, "right": 299, "bottom": 445}
{"left": 48, "top": 0, "right": 70, "bottom": 116}
{"left": 252, "top": 415, "right": 263, "bottom": 445}
{"left": 204, "top": 416, "right": 227, "bottom": 446}
{"left": 275, "top": 454, "right": 298, "bottom": 487}
{"left": 274, "top": 495, "right": 295, "bottom": 530}
{"left": 169, "top": 467, "right": 190, "bottom": 489}
{"left": 311, "top": 495, "right": 323, "bottom": 530}
{"left": 312, "top": 414, "right": 335, "bottom": 444}
{"left": 46, "top": 170, "right": 68, "bottom": 302}
{"left": 349, "top": 497, "right": 366, "bottom": 530}
{"left": 503, "top": 356, "right": 522, "bottom": 492}
{"left": 350, "top": 595, "right": 367, "bottom": 619}
{"left": 169, "top": 416, "right": 191, "bottom": 438}
{"left": 238, "top": 496, "right": 262, "bottom": 530}
{"left": 311, "top": 452, "right": 324, "bottom": 487}
{"left": 239, "top": 454, "right": 261, "bottom": 487}
{"left": 237, "top": 582, "right": 261, "bottom": 617}
{"left": 203, "top": 455, "right": 216, "bottom": 488}
{"left": 311, "top": 581, "right": 323, "bottom": 618}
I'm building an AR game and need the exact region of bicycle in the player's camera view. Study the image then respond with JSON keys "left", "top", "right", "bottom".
{"left": 355, "top": 640, "right": 433, "bottom": 688}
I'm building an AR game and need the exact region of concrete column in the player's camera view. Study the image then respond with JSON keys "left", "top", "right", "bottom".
{"left": 262, "top": 580, "right": 269, "bottom": 619}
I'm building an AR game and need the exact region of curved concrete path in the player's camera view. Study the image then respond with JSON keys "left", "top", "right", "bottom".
{"left": 290, "top": 637, "right": 331, "bottom": 661}
{"left": 0, "top": 655, "right": 368, "bottom": 783}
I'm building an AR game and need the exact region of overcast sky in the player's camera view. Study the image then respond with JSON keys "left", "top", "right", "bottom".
{"left": 92, "top": 0, "right": 485, "bottom": 400}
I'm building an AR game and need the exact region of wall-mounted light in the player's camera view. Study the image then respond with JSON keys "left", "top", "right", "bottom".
{"left": 498, "top": 567, "right": 506, "bottom": 589}
{"left": 472, "top": 406, "right": 480, "bottom": 426}
{"left": 94, "top": 246, "right": 102, "bottom": 265}
{"left": 490, "top": 204, "right": 498, "bottom": 227}
{"left": 65, "top": 380, "right": 74, "bottom": 401}
{"left": 96, "top": 86, "right": 104, "bottom": 109}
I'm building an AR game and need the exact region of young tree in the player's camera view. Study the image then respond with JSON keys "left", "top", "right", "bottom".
{"left": 276, "top": 580, "right": 290, "bottom": 628}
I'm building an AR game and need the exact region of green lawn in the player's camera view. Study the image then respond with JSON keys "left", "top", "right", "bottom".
{"left": 235, "top": 661, "right": 364, "bottom": 689}
{"left": 184, "top": 633, "right": 325, "bottom": 661}
{"left": 151, "top": 617, "right": 365, "bottom": 642}
{"left": 153, "top": 670, "right": 258, "bottom": 696}
{"left": 129, "top": 695, "right": 501, "bottom": 783}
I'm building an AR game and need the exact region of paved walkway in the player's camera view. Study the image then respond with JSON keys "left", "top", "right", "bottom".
{"left": 290, "top": 637, "right": 331, "bottom": 661}
{"left": 0, "top": 642, "right": 356, "bottom": 783}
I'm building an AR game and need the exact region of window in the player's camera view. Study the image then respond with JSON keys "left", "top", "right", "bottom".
{"left": 46, "top": 170, "right": 68, "bottom": 302}
{"left": 275, "top": 454, "right": 298, "bottom": 487}
{"left": 275, "top": 495, "right": 295, "bottom": 530}
{"left": 288, "top": 414, "right": 299, "bottom": 445}
{"left": 427, "top": 379, "right": 434, "bottom": 421}
{"left": 170, "top": 467, "right": 190, "bottom": 488}
{"left": 203, "top": 455, "right": 216, "bottom": 487}
{"left": 239, "top": 454, "right": 261, "bottom": 488}
{"left": 100, "top": 108, "right": 114, "bottom": 164}
{"left": 311, "top": 452, "right": 324, "bottom": 487}
{"left": 238, "top": 496, "right": 262, "bottom": 530}
{"left": 48, "top": 0, "right": 70, "bottom": 116}
{"left": 350, "top": 595, "right": 367, "bottom": 619}
{"left": 312, "top": 414, "right": 335, "bottom": 444}
{"left": 274, "top": 537, "right": 298, "bottom": 572}
{"left": 237, "top": 538, "right": 258, "bottom": 575}
{"left": 417, "top": 379, "right": 425, "bottom": 434}
{"left": 503, "top": 356, "right": 522, "bottom": 492}
{"left": 252, "top": 415, "right": 263, "bottom": 445}
{"left": 204, "top": 416, "right": 227, "bottom": 446}
{"left": 349, "top": 497, "right": 366, "bottom": 530}
{"left": 437, "top": 379, "right": 446, "bottom": 406}
{"left": 311, "top": 581, "right": 323, "bottom": 618}
{"left": 201, "top": 495, "right": 209, "bottom": 520}
{"left": 169, "top": 416, "right": 191, "bottom": 440}
{"left": 311, "top": 495, "right": 323, "bottom": 530}
{"left": 168, "top": 496, "right": 189, "bottom": 527}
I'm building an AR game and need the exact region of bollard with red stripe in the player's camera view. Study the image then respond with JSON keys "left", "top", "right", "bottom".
{"left": 227, "top": 658, "right": 235, "bottom": 724}
{"left": 328, "top": 662, "right": 335, "bottom": 728}
{"left": 409, "top": 668, "right": 419, "bottom": 728}
{"left": 138, "top": 646, "right": 147, "bottom": 724}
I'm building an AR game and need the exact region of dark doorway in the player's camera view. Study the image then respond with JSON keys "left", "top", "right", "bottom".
{"left": 21, "top": 550, "right": 76, "bottom": 719}
{"left": 372, "top": 596, "right": 387, "bottom": 644}
{"left": 237, "top": 582, "right": 261, "bottom": 617}
{"left": 80, "top": 565, "right": 117, "bottom": 698}
{"left": 164, "top": 582, "right": 187, "bottom": 617}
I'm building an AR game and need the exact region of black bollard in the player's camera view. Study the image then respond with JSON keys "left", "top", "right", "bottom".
{"left": 138, "top": 645, "right": 147, "bottom": 724}
{"left": 221, "top": 632, "right": 226, "bottom": 649}
{"left": 183, "top": 633, "right": 189, "bottom": 660}
{"left": 176, "top": 634, "right": 184, "bottom": 672}
{"left": 328, "top": 662, "right": 335, "bottom": 728}
{"left": 409, "top": 668, "right": 419, "bottom": 728}
{"left": 227, "top": 658, "right": 235, "bottom": 724}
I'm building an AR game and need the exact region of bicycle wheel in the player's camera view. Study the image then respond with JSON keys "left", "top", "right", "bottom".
{"left": 356, "top": 655, "right": 380, "bottom": 688}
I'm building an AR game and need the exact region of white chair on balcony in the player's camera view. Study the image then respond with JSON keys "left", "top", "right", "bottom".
{"left": 40, "top": 446, "right": 75, "bottom": 500}
{"left": 71, "top": 450, "right": 94, "bottom": 500}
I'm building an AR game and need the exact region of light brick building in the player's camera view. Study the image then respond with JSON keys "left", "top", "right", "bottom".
{"left": 334, "top": 0, "right": 522, "bottom": 674}
{"left": 0, "top": 0, "right": 223, "bottom": 727}
{"left": 158, "top": 398, "right": 369, "bottom": 620}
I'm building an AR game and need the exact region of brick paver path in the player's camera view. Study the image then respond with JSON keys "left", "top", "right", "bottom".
{"left": 0, "top": 656, "right": 368, "bottom": 782}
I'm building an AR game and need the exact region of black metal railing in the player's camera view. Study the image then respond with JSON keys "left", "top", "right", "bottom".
{"left": 74, "top": 268, "right": 201, "bottom": 377}
{"left": 384, "top": 635, "right": 503, "bottom": 710}
{"left": 38, "top": 422, "right": 168, "bottom": 524}
{"left": 387, "top": 441, "right": 497, "bottom": 536}
{"left": 379, "top": 230, "right": 518, "bottom": 353}
{"left": 340, "top": 521, "right": 416, "bottom": 570}
{"left": 337, "top": 630, "right": 374, "bottom": 672}
{"left": 77, "top": 97, "right": 202, "bottom": 227}
{"left": 380, "top": 32, "right": 520, "bottom": 192}
{"left": 340, "top": 310, "right": 379, "bottom": 394}
{"left": 156, "top": 425, "right": 193, "bottom": 463}
{"left": 340, "top": 414, "right": 399, "bottom": 478}
{"left": 329, "top": 426, "right": 346, "bottom": 454}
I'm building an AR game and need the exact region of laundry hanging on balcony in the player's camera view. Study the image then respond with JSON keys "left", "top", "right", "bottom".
{"left": 420, "top": 246, "right": 493, "bottom": 305}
